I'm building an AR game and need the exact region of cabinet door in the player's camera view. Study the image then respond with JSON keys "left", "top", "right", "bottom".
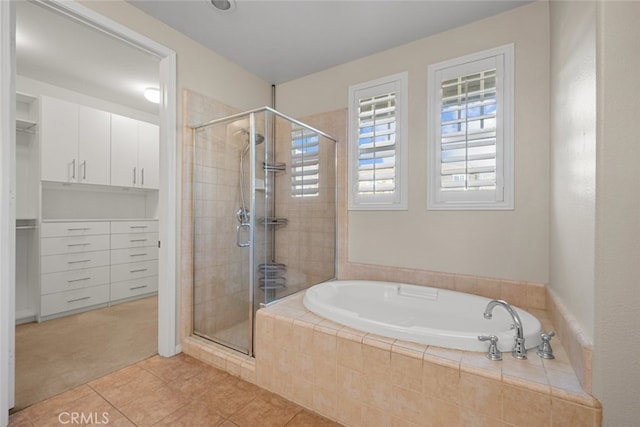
{"left": 110, "top": 114, "right": 139, "bottom": 187}
{"left": 40, "top": 96, "right": 78, "bottom": 183}
{"left": 78, "top": 106, "right": 111, "bottom": 186}
{"left": 137, "top": 121, "right": 159, "bottom": 189}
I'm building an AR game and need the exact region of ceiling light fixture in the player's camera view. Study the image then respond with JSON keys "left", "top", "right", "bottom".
{"left": 210, "top": 0, "right": 236, "bottom": 12}
{"left": 144, "top": 87, "right": 160, "bottom": 104}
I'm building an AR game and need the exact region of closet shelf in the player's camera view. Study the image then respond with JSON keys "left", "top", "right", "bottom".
{"left": 16, "top": 219, "right": 37, "bottom": 230}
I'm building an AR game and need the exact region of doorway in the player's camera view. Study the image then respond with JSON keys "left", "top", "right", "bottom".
{"left": 1, "top": 0, "right": 178, "bottom": 421}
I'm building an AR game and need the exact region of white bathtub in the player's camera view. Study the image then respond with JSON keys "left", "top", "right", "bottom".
{"left": 303, "top": 280, "right": 543, "bottom": 353}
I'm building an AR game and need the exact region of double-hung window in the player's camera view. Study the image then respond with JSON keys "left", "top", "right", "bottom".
{"left": 427, "top": 44, "right": 514, "bottom": 210}
{"left": 348, "top": 72, "right": 408, "bottom": 210}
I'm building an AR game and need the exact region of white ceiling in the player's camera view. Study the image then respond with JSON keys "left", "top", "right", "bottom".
{"left": 129, "top": 0, "right": 531, "bottom": 84}
{"left": 15, "top": 0, "right": 530, "bottom": 114}
{"left": 16, "top": 1, "right": 160, "bottom": 115}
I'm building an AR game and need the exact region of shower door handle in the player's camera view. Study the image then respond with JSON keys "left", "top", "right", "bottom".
{"left": 236, "top": 224, "right": 250, "bottom": 247}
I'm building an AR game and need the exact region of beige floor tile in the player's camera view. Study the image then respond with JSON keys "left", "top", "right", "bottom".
{"left": 285, "top": 410, "right": 342, "bottom": 427}
{"left": 89, "top": 367, "right": 167, "bottom": 408}
{"left": 153, "top": 398, "right": 226, "bottom": 426}
{"left": 117, "top": 384, "right": 189, "bottom": 426}
{"left": 229, "top": 392, "right": 302, "bottom": 427}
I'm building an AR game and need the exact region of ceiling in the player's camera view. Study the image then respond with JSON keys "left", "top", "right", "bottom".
{"left": 16, "top": 1, "right": 160, "bottom": 115}
{"left": 128, "top": 0, "right": 530, "bottom": 84}
{"left": 15, "top": 0, "right": 530, "bottom": 115}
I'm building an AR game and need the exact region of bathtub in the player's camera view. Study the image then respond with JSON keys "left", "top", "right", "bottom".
{"left": 303, "top": 280, "right": 543, "bottom": 353}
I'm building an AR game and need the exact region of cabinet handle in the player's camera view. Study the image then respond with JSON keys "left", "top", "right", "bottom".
{"left": 67, "top": 243, "right": 90, "bottom": 247}
{"left": 67, "top": 296, "right": 90, "bottom": 303}
{"left": 67, "top": 277, "right": 91, "bottom": 283}
{"left": 82, "top": 160, "right": 87, "bottom": 180}
{"left": 130, "top": 239, "right": 148, "bottom": 242}
{"left": 67, "top": 227, "right": 90, "bottom": 231}
{"left": 71, "top": 159, "right": 76, "bottom": 180}
{"left": 130, "top": 253, "right": 148, "bottom": 257}
{"left": 141, "top": 168, "right": 145, "bottom": 186}
{"left": 130, "top": 285, "right": 148, "bottom": 291}
{"left": 130, "top": 225, "right": 148, "bottom": 229}
{"left": 130, "top": 268, "right": 148, "bottom": 273}
{"left": 67, "top": 259, "right": 91, "bottom": 264}
{"left": 133, "top": 167, "right": 136, "bottom": 185}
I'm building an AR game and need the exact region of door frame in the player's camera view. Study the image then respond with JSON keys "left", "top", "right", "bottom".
{"left": 1, "top": 1, "right": 178, "bottom": 422}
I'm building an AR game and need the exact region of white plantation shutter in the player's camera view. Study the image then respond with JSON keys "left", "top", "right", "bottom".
{"left": 349, "top": 73, "right": 408, "bottom": 210}
{"left": 291, "top": 125, "right": 319, "bottom": 197}
{"left": 357, "top": 92, "right": 396, "bottom": 195}
{"left": 440, "top": 70, "right": 497, "bottom": 192}
{"left": 428, "top": 45, "right": 514, "bottom": 210}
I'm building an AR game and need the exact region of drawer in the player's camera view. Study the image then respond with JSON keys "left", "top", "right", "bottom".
{"left": 41, "top": 266, "right": 110, "bottom": 295}
{"left": 41, "top": 250, "right": 110, "bottom": 274}
{"left": 110, "top": 232, "right": 158, "bottom": 250}
{"left": 111, "top": 246, "right": 158, "bottom": 265}
{"left": 111, "top": 220, "right": 158, "bottom": 234}
{"left": 41, "top": 234, "right": 110, "bottom": 256}
{"left": 41, "top": 221, "right": 110, "bottom": 238}
{"left": 40, "top": 284, "right": 109, "bottom": 317}
{"left": 110, "top": 275, "right": 158, "bottom": 302}
{"left": 111, "top": 260, "right": 158, "bottom": 283}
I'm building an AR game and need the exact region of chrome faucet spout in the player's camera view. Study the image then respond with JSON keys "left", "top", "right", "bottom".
{"left": 483, "top": 299, "right": 527, "bottom": 359}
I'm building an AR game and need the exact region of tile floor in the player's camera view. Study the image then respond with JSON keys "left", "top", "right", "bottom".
{"left": 8, "top": 353, "right": 342, "bottom": 427}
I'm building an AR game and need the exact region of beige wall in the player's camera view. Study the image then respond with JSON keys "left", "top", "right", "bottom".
{"left": 593, "top": 1, "right": 640, "bottom": 425}
{"left": 277, "top": 1, "right": 550, "bottom": 283}
{"left": 549, "top": 1, "right": 596, "bottom": 342}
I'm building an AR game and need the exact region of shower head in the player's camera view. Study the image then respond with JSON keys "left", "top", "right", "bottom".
{"left": 234, "top": 128, "right": 265, "bottom": 146}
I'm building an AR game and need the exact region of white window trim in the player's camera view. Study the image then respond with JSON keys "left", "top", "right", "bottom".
{"left": 348, "top": 72, "right": 408, "bottom": 210}
{"left": 427, "top": 44, "right": 514, "bottom": 211}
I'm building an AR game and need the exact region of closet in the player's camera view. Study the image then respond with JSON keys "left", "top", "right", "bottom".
{"left": 15, "top": 91, "right": 159, "bottom": 323}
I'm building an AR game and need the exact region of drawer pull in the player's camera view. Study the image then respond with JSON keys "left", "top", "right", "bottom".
{"left": 67, "top": 243, "right": 90, "bottom": 247}
{"left": 67, "top": 259, "right": 91, "bottom": 264}
{"left": 130, "top": 268, "right": 148, "bottom": 273}
{"left": 130, "top": 239, "right": 148, "bottom": 242}
{"left": 67, "top": 227, "right": 90, "bottom": 231}
{"left": 130, "top": 285, "right": 148, "bottom": 291}
{"left": 67, "top": 277, "right": 91, "bottom": 283}
{"left": 130, "top": 225, "right": 148, "bottom": 229}
{"left": 67, "top": 296, "right": 91, "bottom": 303}
{"left": 130, "top": 253, "right": 148, "bottom": 257}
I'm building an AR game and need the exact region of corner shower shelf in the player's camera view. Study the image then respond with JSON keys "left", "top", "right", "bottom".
{"left": 263, "top": 162, "right": 287, "bottom": 173}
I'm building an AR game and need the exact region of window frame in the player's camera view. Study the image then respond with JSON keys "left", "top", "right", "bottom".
{"left": 427, "top": 44, "right": 514, "bottom": 210}
{"left": 348, "top": 72, "right": 408, "bottom": 210}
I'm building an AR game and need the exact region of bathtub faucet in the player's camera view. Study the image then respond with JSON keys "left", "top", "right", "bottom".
{"left": 483, "top": 299, "right": 527, "bottom": 359}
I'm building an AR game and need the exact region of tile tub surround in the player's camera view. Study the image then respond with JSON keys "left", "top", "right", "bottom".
{"left": 254, "top": 292, "right": 601, "bottom": 427}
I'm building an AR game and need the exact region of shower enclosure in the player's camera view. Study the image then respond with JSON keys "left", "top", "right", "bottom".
{"left": 191, "top": 107, "right": 337, "bottom": 356}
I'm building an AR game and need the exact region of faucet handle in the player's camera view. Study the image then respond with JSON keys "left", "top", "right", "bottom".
{"left": 478, "top": 335, "right": 502, "bottom": 361}
{"left": 536, "top": 331, "right": 556, "bottom": 359}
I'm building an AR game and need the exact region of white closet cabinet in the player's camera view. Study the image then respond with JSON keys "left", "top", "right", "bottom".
{"left": 40, "top": 97, "right": 111, "bottom": 185}
{"left": 111, "top": 115, "right": 159, "bottom": 190}
{"left": 78, "top": 106, "right": 111, "bottom": 185}
{"left": 40, "top": 96, "right": 78, "bottom": 183}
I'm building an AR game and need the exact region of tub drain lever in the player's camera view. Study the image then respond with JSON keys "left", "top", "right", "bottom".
{"left": 536, "top": 331, "right": 556, "bottom": 359}
{"left": 478, "top": 335, "right": 502, "bottom": 361}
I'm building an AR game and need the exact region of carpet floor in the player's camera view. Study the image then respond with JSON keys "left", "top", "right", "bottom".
{"left": 13, "top": 295, "right": 158, "bottom": 411}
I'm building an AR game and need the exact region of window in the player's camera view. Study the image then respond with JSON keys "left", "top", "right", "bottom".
{"left": 348, "top": 72, "right": 408, "bottom": 210}
{"left": 427, "top": 44, "right": 514, "bottom": 210}
{"left": 290, "top": 125, "right": 320, "bottom": 197}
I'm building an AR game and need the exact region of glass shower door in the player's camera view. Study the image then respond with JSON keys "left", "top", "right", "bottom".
{"left": 192, "top": 115, "right": 254, "bottom": 354}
